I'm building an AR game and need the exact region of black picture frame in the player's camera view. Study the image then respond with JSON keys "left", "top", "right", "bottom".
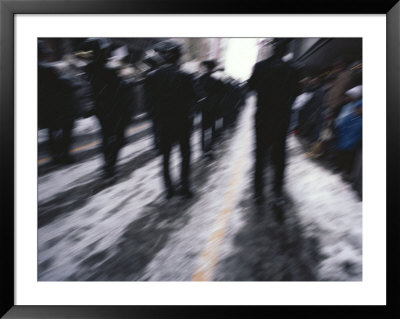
{"left": 1, "top": 0, "right": 399, "bottom": 318}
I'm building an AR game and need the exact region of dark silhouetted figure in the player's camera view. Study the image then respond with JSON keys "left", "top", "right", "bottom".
{"left": 143, "top": 51, "right": 166, "bottom": 153}
{"left": 38, "top": 40, "right": 77, "bottom": 165}
{"left": 221, "top": 79, "right": 242, "bottom": 130}
{"left": 297, "top": 77, "right": 326, "bottom": 143}
{"left": 82, "top": 38, "right": 133, "bottom": 179}
{"left": 145, "top": 41, "right": 196, "bottom": 199}
{"left": 198, "top": 60, "right": 223, "bottom": 158}
{"left": 144, "top": 40, "right": 197, "bottom": 199}
{"left": 247, "top": 39, "right": 299, "bottom": 206}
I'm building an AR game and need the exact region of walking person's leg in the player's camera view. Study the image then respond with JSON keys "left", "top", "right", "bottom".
{"left": 179, "top": 126, "right": 193, "bottom": 198}
{"left": 60, "top": 119, "right": 74, "bottom": 163}
{"left": 99, "top": 118, "right": 115, "bottom": 178}
{"left": 271, "top": 132, "right": 288, "bottom": 199}
{"left": 201, "top": 112, "right": 207, "bottom": 153}
{"left": 48, "top": 127, "right": 58, "bottom": 162}
{"left": 161, "top": 139, "right": 174, "bottom": 199}
{"left": 254, "top": 124, "right": 268, "bottom": 203}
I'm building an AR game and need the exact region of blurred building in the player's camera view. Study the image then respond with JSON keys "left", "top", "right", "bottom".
{"left": 179, "top": 38, "right": 228, "bottom": 73}
{"left": 291, "top": 38, "right": 362, "bottom": 72}
{"left": 256, "top": 38, "right": 274, "bottom": 62}
{"left": 256, "top": 37, "right": 362, "bottom": 78}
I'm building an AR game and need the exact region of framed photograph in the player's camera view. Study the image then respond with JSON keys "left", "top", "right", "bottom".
{"left": 1, "top": 0, "right": 399, "bottom": 318}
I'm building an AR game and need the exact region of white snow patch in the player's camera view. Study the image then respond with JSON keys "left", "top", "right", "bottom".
{"left": 142, "top": 99, "right": 255, "bottom": 281}
{"left": 38, "top": 116, "right": 101, "bottom": 144}
{"left": 286, "top": 134, "right": 362, "bottom": 281}
{"left": 38, "top": 156, "right": 103, "bottom": 202}
{"left": 71, "top": 116, "right": 101, "bottom": 136}
{"left": 39, "top": 156, "right": 164, "bottom": 280}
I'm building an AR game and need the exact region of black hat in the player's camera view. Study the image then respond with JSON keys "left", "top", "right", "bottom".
{"left": 200, "top": 59, "right": 217, "bottom": 71}
{"left": 271, "top": 38, "right": 292, "bottom": 57}
{"left": 143, "top": 50, "right": 165, "bottom": 68}
{"left": 272, "top": 38, "right": 291, "bottom": 48}
{"left": 153, "top": 40, "right": 182, "bottom": 63}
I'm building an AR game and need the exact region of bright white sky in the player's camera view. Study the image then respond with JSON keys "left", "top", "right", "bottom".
{"left": 224, "top": 38, "right": 259, "bottom": 82}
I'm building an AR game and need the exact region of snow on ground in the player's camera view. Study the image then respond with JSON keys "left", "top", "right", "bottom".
{"left": 39, "top": 122, "right": 152, "bottom": 202}
{"left": 38, "top": 155, "right": 103, "bottom": 202}
{"left": 38, "top": 96, "right": 362, "bottom": 281}
{"left": 286, "top": 135, "right": 362, "bottom": 280}
{"left": 38, "top": 129, "right": 48, "bottom": 144}
{"left": 143, "top": 103, "right": 254, "bottom": 281}
{"left": 38, "top": 116, "right": 101, "bottom": 144}
{"left": 142, "top": 157, "right": 230, "bottom": 280}
{"left": 71, "top": 116, "right": 101, "bottom": 136}
{"left": 212, "top": 106, "right": 255, "bottom": 280}
{"left": 38, "top": 113, "right": 207, "bottom": 280}
{"left": 39, "top": 150, "right": 164, "bottom": 280}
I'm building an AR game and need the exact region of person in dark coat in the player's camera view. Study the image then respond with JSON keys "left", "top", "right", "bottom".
{"left": 198, "top": 60, "right": 223, "bottom": 158}
{"left": 143, "top": 51, "right": 166, "bottom": 153}
{"left": 82, "top": 38, "right": 133, "bottom": 179}
{"left": 247, "top": 38, "right": 299, "bottom": 206}
{"left": 221, "top": 79, "right": 241, "bottom": 130}
{"left": 297, "top": 76, "right": 326, "bottom": 143}
{"left": 38, "top": 40, "right": 77, "bottom": 165}
{"left": 144, "top": 40, "right": 197, "bottom": 199}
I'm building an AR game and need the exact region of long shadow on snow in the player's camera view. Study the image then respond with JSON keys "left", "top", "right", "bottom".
{"left": 38, "top": 128, "right": 152, "bottom": 176}
{"left": 67, "top": 129, "right": 235, "bottom": 281}
{"left": 38, "top": 147, "right": 158, "bottom": 228}
{"left": 214, "top": 170, "right": 323, "bottom": 281}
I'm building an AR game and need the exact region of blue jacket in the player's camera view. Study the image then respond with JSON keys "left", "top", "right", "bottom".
{"left": 335, "top": 100, "right": 362, "bottom": 150}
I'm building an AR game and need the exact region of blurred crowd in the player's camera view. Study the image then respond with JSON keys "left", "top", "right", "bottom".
{"left": 290, "top": 57, "right": 362, "bottom": 200}
{"left": 38, "top": 37, "right": 362, "bottom": 204}
{"left": 38, "top": 38, "right": 246, "bottom": 187}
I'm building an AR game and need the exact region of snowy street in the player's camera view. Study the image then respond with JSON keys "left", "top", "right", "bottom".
{"left": 38, "top": 96, "right": 362, "bottom": 281}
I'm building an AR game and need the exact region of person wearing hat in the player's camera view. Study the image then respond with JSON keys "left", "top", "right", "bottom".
{"left": 247, "top": 38, "right": 300, "bottom": 207}
{"left": 306, "top": 57, "right": 354, "bottom": 159}
{"left": 144, "top": 40, "right": 198, "bottom": 199}
{"left": 326, "top": 57, "right": 353, "bottom": 119}
{"left": 82, "top": 37, "right": 133, "bottom": 179}
{"left": 38, "top": 40, "right": 77, "bottom": 165}
{"left": 142, "top": 49, "right": 166, "bottom": 153}
{"left": 198, "top": 59, "right": 224, "bottom": 158}
{"left": 333, "top": 85, "right": 362, "bottom": 182}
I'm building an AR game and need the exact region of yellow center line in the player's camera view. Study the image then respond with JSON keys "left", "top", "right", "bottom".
{"left": 191, "top": 150, "right": 246, "bottom": 282}
{"left": 191, "top": 104, "right": 253, "bottom": 282}
{"left": 38, "top": 123, "right": 150, "bottom": 165}
{"left": 127, "top": 123, "right": 149, "bottom": 134}
{"left": 72, "top": 140, "right": 100, "bottom": 152}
